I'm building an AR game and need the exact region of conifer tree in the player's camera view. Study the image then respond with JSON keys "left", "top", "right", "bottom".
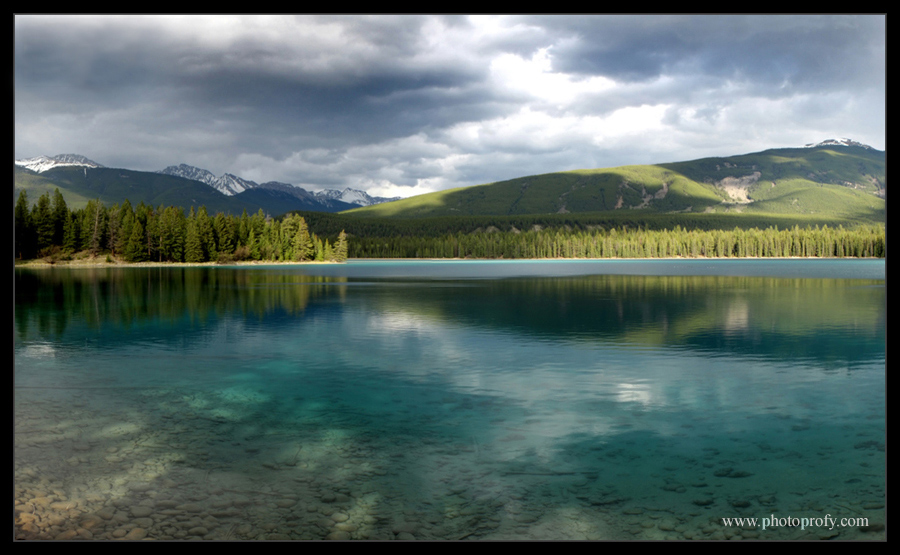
{"left": 238, "top": 209, "right": 250, "bottom": 247}
{"left": 62, "top": 212, "right": 79, "bottom": 254}
{"left": 184, "top": 210, "right": 204, "bottom": 263}
{"left": 116, "top": 204, "right": 135, "bottom": 255}
{"left": 248, "top": 228, "right": 260, "bottom": 260}
{"left": 196, "top": 206, "right": 216, "bottom": 260}
{"left": 51, "top": 189, "right": 68, "bottom": 246}
{"left": 125, "top": 219, "right": 148, "bottom": 262}
{"left": 334, "top": 230, "right": 349, "bottom": 262}
{"left": 292, "top": 217, "right": 314, "bottom": 261}
{"left": 314, "top": 236, "right": 325, "bottom": 261}
{"left": 156, "top": 206, "right": 185, "bottom": 262}
{"left": 15, "top": 190, "right": 33, "bottom": 259}
{"left": 145, "top": 208, "right": 159, "bottom": 260}
{"left": 107, "top": 203, "right": 122, "bottom": 256}
{"left": 80, "top": 199, "right": 107, "bottom": 256}
{"left": 32, "top": 192, "right": 54, "bottom": 254}
{"left": 214, "top": 213, "right": 234, "bottom": 256}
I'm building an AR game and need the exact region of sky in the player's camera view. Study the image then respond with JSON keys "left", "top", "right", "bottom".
{"left": 14, "top": 15, "right": 885, "bottom": 199}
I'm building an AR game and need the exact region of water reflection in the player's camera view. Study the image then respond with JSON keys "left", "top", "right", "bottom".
{"left": 15, "top": 264, "right": 885, "bottom": 540}
{"left": 15, "top": 268, "right": 884, "bottom": 366}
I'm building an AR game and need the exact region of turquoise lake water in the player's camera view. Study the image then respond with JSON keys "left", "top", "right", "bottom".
{"left": 14, "top": 260, "right": 885, "bottom": 540}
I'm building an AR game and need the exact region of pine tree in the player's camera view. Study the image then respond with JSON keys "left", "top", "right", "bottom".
{"left": 334, "top": 230, "right": 349, "bottom": 262}
{"left": 248, "top": 228, "right": 260, "bottom": 260}
{"left": 125, "top": 220, "right": 148, "bottom": 262}
{"left": 107, "top": 203, "right": 122, "bottom": 256}
{"left": 279, "top": 214, "right": 299, "bottom": 260}
{"left": 51, "top": 189, "right": 68, "bottom": 246}
{"left": 292, "top": 217, "right": 314, "bottom": 261}
{"left": 80, "top": 199, "right": 106, "bottom": 256}
{"left": 15, "top": 190, "right": 33, "bottom": 259}
{"left": 32, "top": 192, "right": 54, "bottom": 254}
{"left": 196, "top": 206, "right": 216, "bottom": 260}
{"left": 314, "top": 236, "right": 325, "bottom": 261}
{"left": 238, "top": 209, "right": 250, "bottom": 247}
{"left": 116, "top": 203, "right": 135, "bottom": 255}
{"left": 144, "top": 208, "right": 159, "bottom": 261}
{"left": 214, "top": 213, "right": 234, "bottom": 256}
{"left": 62, "top": 212, "right": 79, "bottom": 254}
{"left": 156, "top": 206, "right": 185, "bottom": 262}
{"left": 184, "top": 210, "right": 205, "bottom": 263}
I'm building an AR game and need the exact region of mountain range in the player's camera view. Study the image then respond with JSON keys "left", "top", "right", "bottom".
{"left": 14, "top": 155, "right": 400, "bottom": 214}
{"left": 14, "top": 139, "right": 885, "bottom": 227}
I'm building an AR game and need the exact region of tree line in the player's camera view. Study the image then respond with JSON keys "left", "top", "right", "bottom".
{"left": 348, "top": 224, "right": 885, "bottom": 259}
{"left": 298, "top": 208, "right": 883, "bottom": 238}
{"left": 15, "top": 189, "right": 884, "bottom": 263}
{"left": 15, "top": 190, "right": 348, "bottom": 264}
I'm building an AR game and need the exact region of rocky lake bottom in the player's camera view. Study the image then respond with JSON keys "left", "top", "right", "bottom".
{"left": 15, "top": 261, "right": 886, "bottom": 540}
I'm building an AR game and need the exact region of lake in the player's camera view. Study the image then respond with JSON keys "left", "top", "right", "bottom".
{"left": 14, "top": 260, "right": 885, "bottom": 540}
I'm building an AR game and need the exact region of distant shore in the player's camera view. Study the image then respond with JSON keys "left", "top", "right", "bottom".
{"left": 14, "top": 257, "right": 341, "bottom": 269}
{"left": 15, "top": 255, "right": 880, "bottom": 269}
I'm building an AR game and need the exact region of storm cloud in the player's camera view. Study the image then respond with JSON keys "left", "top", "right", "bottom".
{"left": 15, "top": 15, "right": 885, "bottom": 198}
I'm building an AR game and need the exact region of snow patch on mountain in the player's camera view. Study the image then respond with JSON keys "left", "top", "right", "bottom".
{"left": 315, "top": 187, "right": 401, "bottom": 206}
{"left": 15, "top": 154, "right": 104, "bottom": 173}
{"left": 160, "top": 164, "right": 401, "bottom": 206}
{"left": 158, "top": 165, "right": 258, "bottom": 196}
{"left": 158, "top": 164, "right": 218, "bottom": 186}
{"left": 258, "top": 182, "right": 338, "bottom": 206}
{"left": 16, "top": 153, "right": 403, "bottom": 207}
{"left": 804, "top": 138, "right": 874, "bottom": 150}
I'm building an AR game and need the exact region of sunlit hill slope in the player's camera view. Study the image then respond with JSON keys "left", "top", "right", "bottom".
{"left": 342, "top": 142, "right": 885, "bottom": 224}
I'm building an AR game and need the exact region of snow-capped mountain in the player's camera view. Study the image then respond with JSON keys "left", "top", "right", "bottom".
{"left": 15, "top": 154, "right": 402, "bottom": 210}
{"left": 157, "top": 164, "right": 218, "bottom": 186}
{"left": 314, "top": 188, "right": 401, "bottom": 207}
{"left": 156, "top": 164, "right": 399, "bottom": 206}
{"left": 804, "top": 138, "right": 874, "bottom": 149}
{"left": 15, "top": 154, "right": 104, "bottom": 173}
{"left": 158, "top": 164, "right": 257, "bottom": 196}
{"left": 256, "top": 181, "right": 352, "bottom": 210}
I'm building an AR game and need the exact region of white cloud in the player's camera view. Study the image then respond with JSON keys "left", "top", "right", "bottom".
{"left": 489, "top": 47, "right": 616, "bottom": 108}
{"left": 15, "top": 15, "right": 885, "bottom": 195}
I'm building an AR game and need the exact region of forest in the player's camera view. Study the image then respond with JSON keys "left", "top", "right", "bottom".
{"left": 14, "top": 190, "right": 348, "bottom": 264}
{"left": 14, "top": 189, "right": 884, "bottom": 263}
{"left": 348, "top": 224, "right": 885, "bottom": 259}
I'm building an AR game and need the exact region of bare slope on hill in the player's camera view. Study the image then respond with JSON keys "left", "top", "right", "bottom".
{"left": 343, "top": 143, "right": 885, "bottom": 223}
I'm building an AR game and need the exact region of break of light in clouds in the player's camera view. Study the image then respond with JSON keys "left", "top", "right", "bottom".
{"left": 15, "top": 15, "right": 885, "bottom": 198}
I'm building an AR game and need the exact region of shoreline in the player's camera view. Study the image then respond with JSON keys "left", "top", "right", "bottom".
{"left": 13, "top": 257, "right": 342, "bottom": 269}
{"left": 14, "top": 255, "right": 882, "bottom": 269}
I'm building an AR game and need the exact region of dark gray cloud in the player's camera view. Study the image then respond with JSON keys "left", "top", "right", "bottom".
{"left": 535, "top": 15, "right": 884, "bottom": 90}
{"left": 15, "top": 15, "right": 884, "bottom": 198}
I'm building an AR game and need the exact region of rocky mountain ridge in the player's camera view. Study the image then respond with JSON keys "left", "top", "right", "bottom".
{"left": 16, "top": 155, "right": 400, "bottom": 208}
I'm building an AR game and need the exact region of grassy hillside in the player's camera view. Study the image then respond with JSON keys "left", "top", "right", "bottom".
{"left": 663, "top": 145, "right": 884, "bottom": 194}
{"left": 343, "top": 144, "right": 885, "bottom": 226}
{"left": 340, "top": 165, "right": 723, "bottom": 218}
{"left": 14, "top": 143, "right": 884, "bottom": 228}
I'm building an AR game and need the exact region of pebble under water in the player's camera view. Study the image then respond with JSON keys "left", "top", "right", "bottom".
{"left": 14, "top": 261, "right": 885, "bottom": 540}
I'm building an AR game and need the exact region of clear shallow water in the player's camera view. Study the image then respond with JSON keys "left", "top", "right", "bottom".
{"left": 15, "top": 260, "right": 885, "bottom": 540}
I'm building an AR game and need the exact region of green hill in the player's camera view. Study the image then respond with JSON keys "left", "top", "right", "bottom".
{"left": 13, "top": 165, "right": 350, "bottom": 217}
{"left": 14, "top": 143, "right": 885, "bottom": 229}
{"left": 14, "top": 165, "right": 236, "bottom": 213}
{"left": 342, "top": 144, "right": 885, "bottom": 225}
